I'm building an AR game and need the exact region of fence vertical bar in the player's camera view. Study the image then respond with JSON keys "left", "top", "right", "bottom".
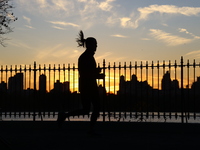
{"left": 135, "top": 61, "right": 138, "bottom": 118}
{"left": 174, "top": 60, "right": 178, "bottom": 119}
{"left": 0, "top": 65, "right": 2, "bottom": 120}
{"left": 24, "top": 64, "right": 27, "bottom": 118}
{"left": 19, "top": 65, "right": 22, "bottom": 117}
{"left": 28, "top": 64, "right": 31, "bottom": 118}
{"left": 68, "top": 63, "right": 70, "bottom": 113}
{"left": 9, "top": 65, "right": 12, "bottom": 117}
{"left": 157, "top": 61, "right": 160, "bottom": 119}
{"left": 124, "top": 62, "right": 126, "bottom": 119}
{"left": 0, "top": 65, "right": 2, "bottom": 82}
{"left": 140, "top": 61, "right": 143, "bottom": 120}
{"left": 119, "top": 62, "right": 121, "bottom": 119}
{"left": 163, "top": 60, "right": 166, "bottom": 120}
{"left": 108, "top": 62, "right": 110, "bottom": 92}
{"left": 43, "top": 64, "right": 46, "bottom": 117}
{"left": 107, "top": 62, "right": 111, "bottom": 121}
{"left": 14, "top": 65, "right": 17, "bottom": 118}
{"left": 186, "top": 60, "right": 190, "bottom": 120}
{"left": 73, "top": 64, "right": 75, "bottom": 92}
{"left": 180, "top": 57, "right": 184, "bottom": 123}
{"left": 103, "top": 59, "right": 106, "bottom": 122}
{"left": 193, "top": 59, "right": 196, "bottom": 120}
{"left": 146, "top": 61, "right": 149, "bottom": 119}
{"left": 63, "top": 64, "right": 66, "bottom": 113}
{"left": 113, "top": 62, "right": 116, "bottom": 118}
{"left": 151, "top": 61, "right": 154, "bottom": 118}
{"left": 38, "top": 64, "right": 42, "bottom": 120}
{"left": 169, "top": 60, "right": 172, "bottom": 119}
{"left": 48, "top": 64, "right": 51, "bottom": 116}
{"left": 129, "top": 61, "right": 132, "bottom": 118}
{"left": 33, "top": 61, "right": 37, "bottom": 121}
{"left": 48, "top": 64, "right": 51, "bottom": 92}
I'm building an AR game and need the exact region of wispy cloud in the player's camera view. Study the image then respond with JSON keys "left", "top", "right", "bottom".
{"left": 138, "top": 5, "right": 200, "bottom": 19}
{"left": 141, "top": 38, "right": 151, "bottom": 41}
{"left": 179, "top": 28, "right": 189, "bottom": 34}
{"left": 36, "top": 0, "right": 48, "bottom": 8}
{"left": 178, "top": 28, "right": 200, "bottom": 39}
{"left": 77, "top": 0, "right": 116, "bottom": 29}
{"left": 52, "top": 26, "right": 66, "bottom": 30}
{"left": 7, "top": 40, "right": 34, "bottom": 50}
{"left": 96, "top": 52, "right": 112, "bottom": 60}
{"left": 108, "top": 56, "right": 128, "bottom": 62}
{"left": 48, "top": 21, "right": 79, "bottom": 28}
{"left": 106, "top": 15, "right": 118, "bottom": 26}
{"left": 51, "top": 0, "right": 73, "bottom": 12}
{"left": 17, "top": 0, "right": 75, "bottom": 17}
{"left": 23, "top": 16, "right": 35, "bottom": 29}
{"left": 185, "top": 50, "right": 200, "bottom": 56}
{"left": 16, "top": 0, "right": 116, "bottom": 29}
{"left": 16, "top": 2, "right": 200, "bottom": 32}
{"left": 120, "top": 17, "right": 137, "bottom": 28}
{"left": 78, "top": 0, "right": 115, "bottom": 14}
{"left": 23, "top": 16, "right": 31, "bottom": 24}
{"left": 25, "top": 25, "right": 35, "bottom": 29}
{"left": 99, "top": 0, "right": 115, "bottom": 12}
{"left": 149, "top": 29, "right": 193, "bottom": 46}
{"left": 185, "top": 50, "right": 200, "bottom": 59}
{"left": 69, "top": 49, "right": 82, "bottom": 59}
{"left": 121, "top": 5, "right": 200, "bottom": 29}
{"left": 111, "top": 34, "right": 128, "bottom": 38}
{"left": 35, "top": 44, "right": 69, "bottom": 60}
{"left": 162, "top": 23, "right": 168, "bottom": 27}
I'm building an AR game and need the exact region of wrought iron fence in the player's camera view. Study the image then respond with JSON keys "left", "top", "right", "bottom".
{"left": 0, "top": 57, "right": 200, "bottom": 123}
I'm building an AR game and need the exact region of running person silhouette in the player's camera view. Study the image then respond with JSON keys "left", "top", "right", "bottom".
{"left": 57, "top": 30, "right": 104, "bottom": 134}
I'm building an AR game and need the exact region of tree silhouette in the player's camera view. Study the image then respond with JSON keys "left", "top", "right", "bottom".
{"left": 0, "top": 0, "right": 17, "bottom": 47}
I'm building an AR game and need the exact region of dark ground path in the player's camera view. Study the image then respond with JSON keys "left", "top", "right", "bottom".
{"left": 0, "top": 121, "right": 200, "bottom": 150}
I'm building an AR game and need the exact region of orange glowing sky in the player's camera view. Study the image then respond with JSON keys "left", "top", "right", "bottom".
{"left": 1, "top": 0, "right": 200, "bottom": 92}
{"left": 1, "top": 0, "right": 200, "bottom": 66}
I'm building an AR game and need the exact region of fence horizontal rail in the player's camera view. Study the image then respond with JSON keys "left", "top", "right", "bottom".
{"left": 0, "top": 57, "right": 200, "bottom": 123}
{"left": 2, "top": 63, "right": 200, "bottom": 71}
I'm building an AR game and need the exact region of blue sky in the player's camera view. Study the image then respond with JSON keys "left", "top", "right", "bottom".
{"left": 1, "top": 0, "right": 200, "bottom": 66}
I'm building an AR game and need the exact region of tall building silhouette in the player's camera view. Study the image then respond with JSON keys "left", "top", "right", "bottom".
{"left": 54, "top": 80, "right": 63, "bottom": 92}
{"left": 161, "top": 71, "right": 179, "bottom": 91}
{"left": 53, "top": 80, "right": 70, "bottom": 93}
{"left": 191, "top": 76, "right": 200, "bottom": 90}
{"left": 63, "top": 81, "right": 70, "bottom": 92}
{"left": 171, "top": 79, "right": 179, "bottom": 90}
{"left": 119, "top": 75, "right": 126, "bottom": 94}
{"left": 0, "top": 81, "right": 7, "bottom": 92}
{"left": 39, "top": 74, "right": 46, "bottom": 93}
{"left": 119, "top": 74, "right": 151, "bottom": 95}
{"left": 161, "top": 71, "right": 171, "bottom": 91}
{"left": 8, "top": 73, "right": 23, "bottom": 93}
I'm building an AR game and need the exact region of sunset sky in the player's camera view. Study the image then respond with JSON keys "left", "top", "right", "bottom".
{"left": 1, "top": 0, "right": 200, "bottom": 66}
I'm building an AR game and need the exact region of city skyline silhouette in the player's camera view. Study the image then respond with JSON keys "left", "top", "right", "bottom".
{"left": 1, "top": 70, "right": 200, "bottom": 93}
{"left": 1, "top": 70, "right": 200, "bottom": 113}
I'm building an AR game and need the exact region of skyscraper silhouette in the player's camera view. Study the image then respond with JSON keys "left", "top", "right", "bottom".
{"left": 39, "top": 74, "right": 46, "bottom": 93}
{"left": 161, "top": 71, "right": 171, "bottom": 91}
{"left": 8, "top": 73, "right": 23, "bottom": 93}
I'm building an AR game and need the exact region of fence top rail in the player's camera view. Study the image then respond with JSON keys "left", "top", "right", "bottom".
{"left": 1, "top": 57, "right": 200, "bottom": 71}
{"left": 1, "top": 64, "right": 200, "bottom": 72}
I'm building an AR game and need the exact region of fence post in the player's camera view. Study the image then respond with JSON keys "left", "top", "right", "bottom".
{"left": 103, "top": 59, "right": 106, "bottom": 122}
{"left": 180, "top": 56, "right": 184, "bottom": 123}
{"left": 33, "top": 61, "right": 37, "bottom": 121}
{"left": 34, "top": 61, "right": 37, "bottom": 91}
